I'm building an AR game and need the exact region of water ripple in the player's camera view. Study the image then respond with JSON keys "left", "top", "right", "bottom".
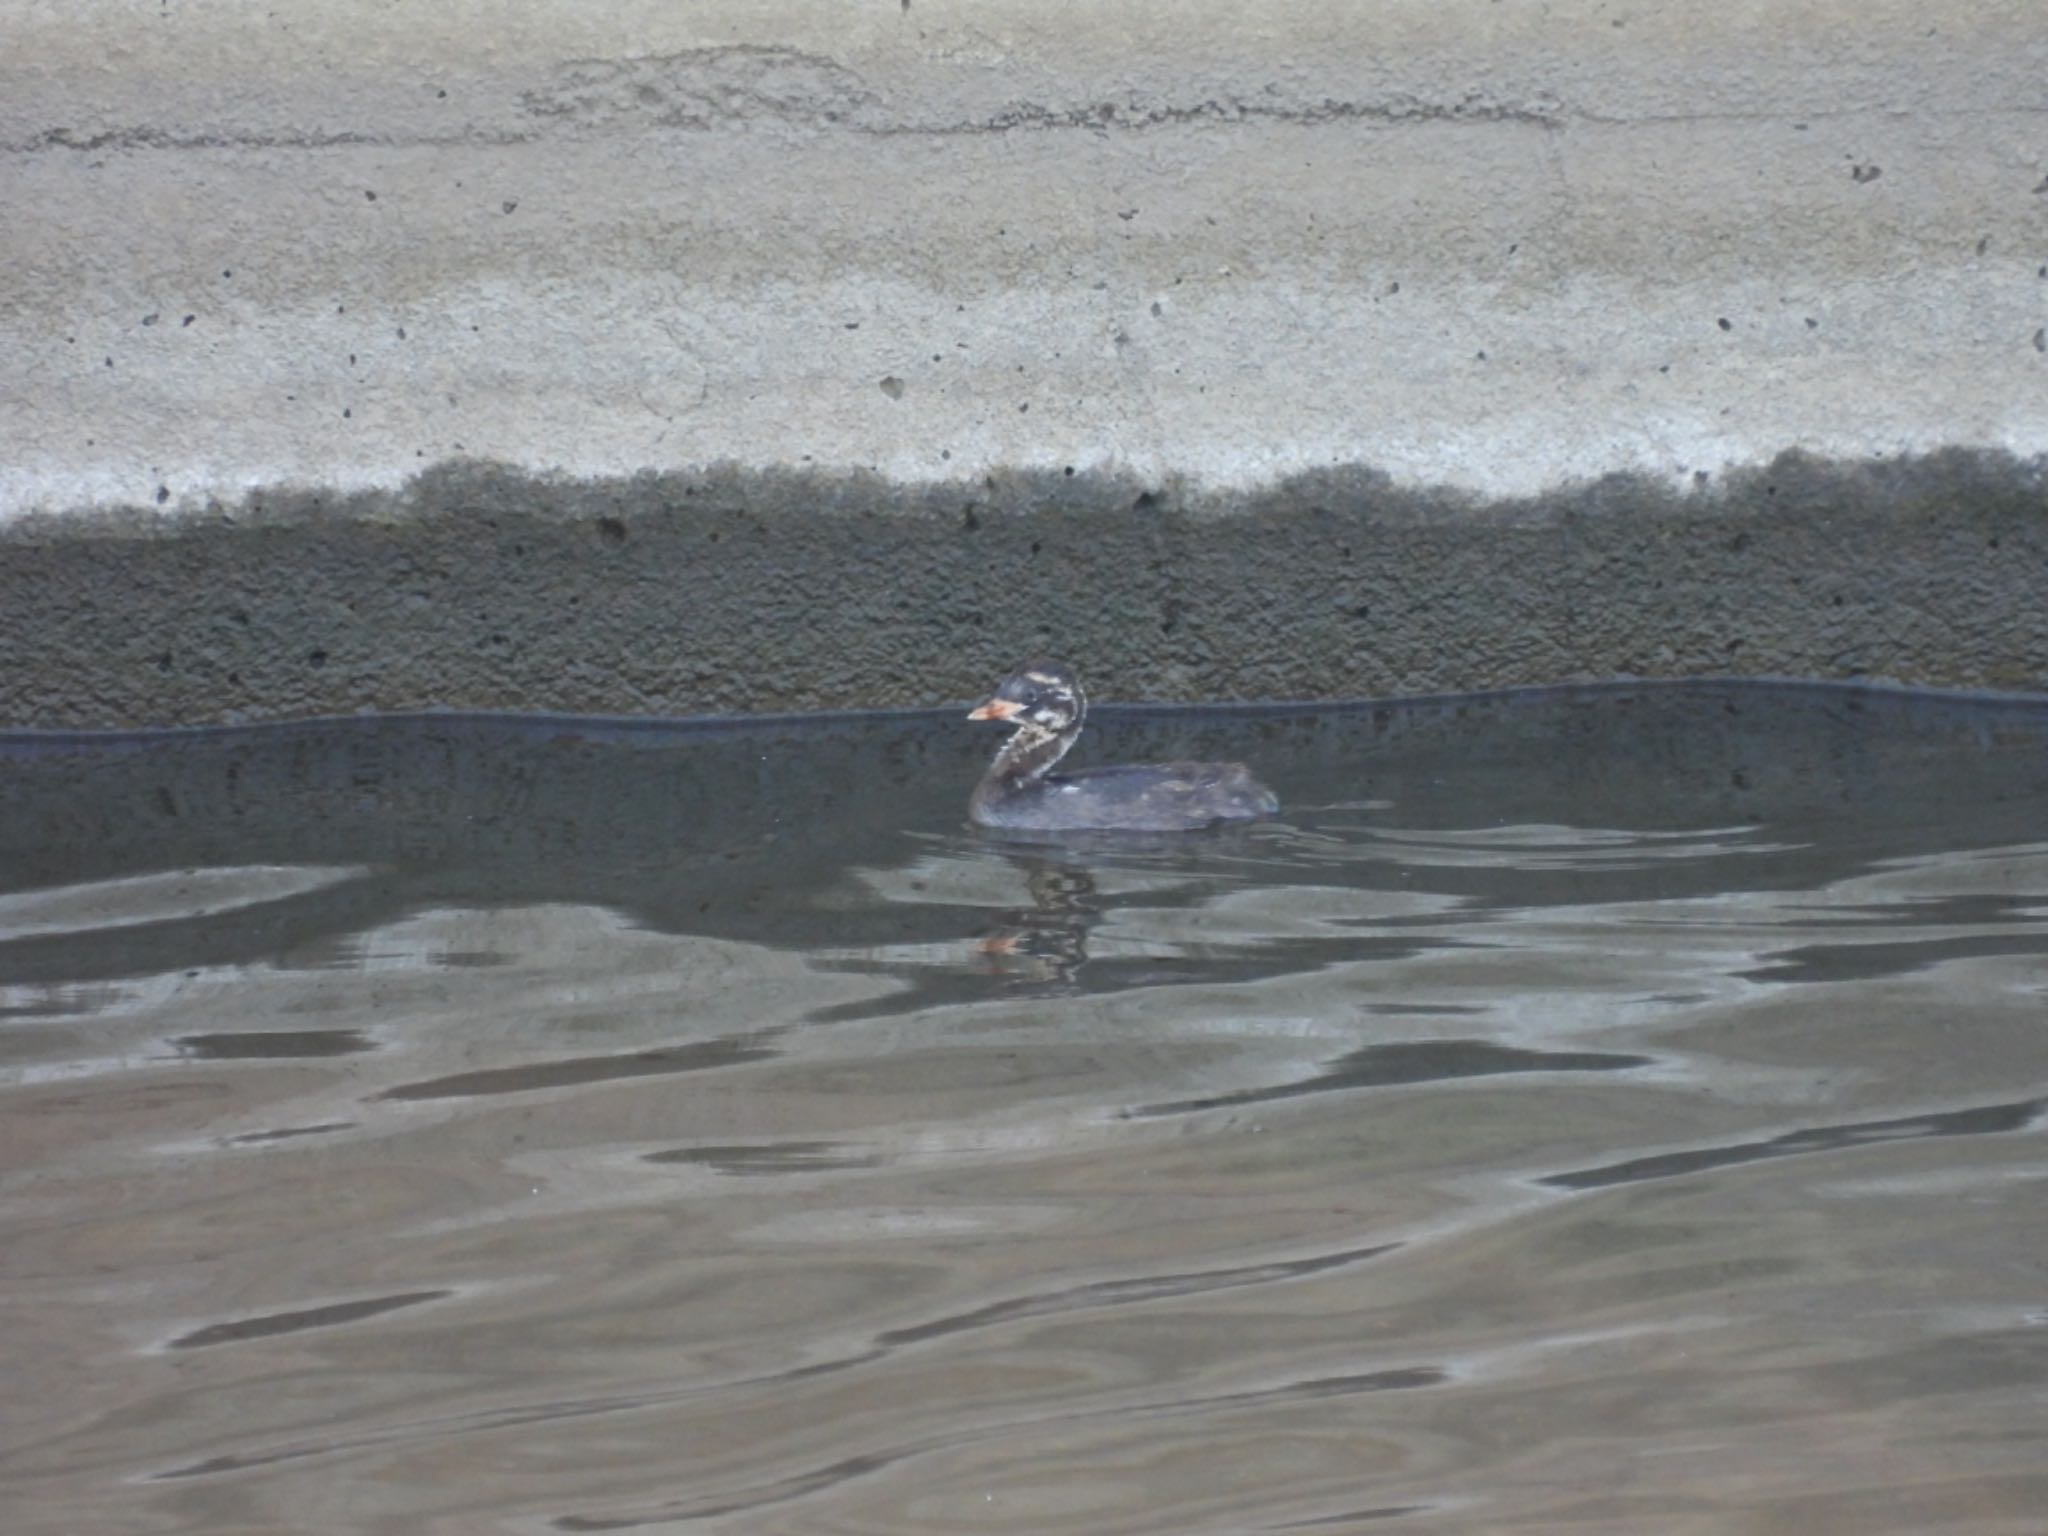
{"left": 5, "top": 687, "right": 2047, "bottom": 1532}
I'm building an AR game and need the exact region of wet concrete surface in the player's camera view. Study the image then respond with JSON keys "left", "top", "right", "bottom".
{"left": 3, "top": 451, "right": 2045, "bottom": 729}
{"left": 7, "top": 3, "right": 2048, "bottom": 740}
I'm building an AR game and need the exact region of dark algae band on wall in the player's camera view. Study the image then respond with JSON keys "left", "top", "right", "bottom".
{"left": 1, "top": 448, "right": 2043, "bottom": 729}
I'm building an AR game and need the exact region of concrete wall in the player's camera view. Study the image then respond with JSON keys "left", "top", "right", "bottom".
{"left": 3, "top": 1, "right": 2046, "bottom": 725}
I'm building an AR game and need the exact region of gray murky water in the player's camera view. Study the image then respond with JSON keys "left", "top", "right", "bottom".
{"left": 2, "top": 684, "right": 2046, "bottom": 1534}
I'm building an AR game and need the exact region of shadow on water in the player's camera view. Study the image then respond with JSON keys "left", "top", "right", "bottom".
{"left": 4, "top": 683, "right": 2045, "bottom": 1002}
{"left": 1541, "top": 1095, "right": 2048, "bottom": 1191}
{"left": 1135, "top": 1038, "right": 1659, "bottom": 1117}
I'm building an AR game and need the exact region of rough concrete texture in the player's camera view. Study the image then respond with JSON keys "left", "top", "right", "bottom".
{"left": 1, "top": 452, "right": 2043, "bottom": 729}
{"left": 2, "top": 2, "right": 2047, "bottom": 723}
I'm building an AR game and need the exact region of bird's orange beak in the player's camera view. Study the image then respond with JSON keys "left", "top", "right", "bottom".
{"left": 967, "top": 698, "right": 1023, "bottom": 721}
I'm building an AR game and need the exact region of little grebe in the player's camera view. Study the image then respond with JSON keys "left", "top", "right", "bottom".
{"left": 965, "top": 660, "right": 1279, "bottom": 832}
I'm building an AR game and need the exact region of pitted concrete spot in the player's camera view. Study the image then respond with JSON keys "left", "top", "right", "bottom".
{"left": 521, "top": 46, "right": 881, "bottom": 131}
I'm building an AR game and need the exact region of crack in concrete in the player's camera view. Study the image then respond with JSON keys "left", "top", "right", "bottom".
{"left": 882, "top": 94, "right": 1565, "bottom": 135}
{"left": 7, "top": 44, "right": 1567, "bottom": 154}
{"left": 4, "top": 95, "right": 1560, "bottom": 156}
{"left": 9, "top": 124, "right": 538, "bottom": 154}
{"left": 10, "top": 33, "right": 2047, "bottom": 156}
{"left": 16, "top": 97, "right": 2035, "bottom": 155}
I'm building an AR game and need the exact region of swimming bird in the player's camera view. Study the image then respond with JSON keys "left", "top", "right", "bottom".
{"left": 965, "top": 660, "right": 1278, "bottom": 831}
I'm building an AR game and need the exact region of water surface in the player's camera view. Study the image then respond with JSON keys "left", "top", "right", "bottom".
{"left": 2, "top": 685, "right": 2045, "bottom": 1533}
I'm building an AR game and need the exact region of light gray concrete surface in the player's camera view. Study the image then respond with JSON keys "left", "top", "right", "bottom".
{"left": 6, "top": 0, "right": 2047, "bottom": 512}
{"left": 2, "top": 1, "right": 2047, "bottom": 724}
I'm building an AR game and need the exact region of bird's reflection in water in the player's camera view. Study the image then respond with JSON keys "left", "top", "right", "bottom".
{"left": 808, "top": 824, "right": 1281, "bottom": 1026}
{"left": 973, "top": 854, "right": 1103, "bottom": 992}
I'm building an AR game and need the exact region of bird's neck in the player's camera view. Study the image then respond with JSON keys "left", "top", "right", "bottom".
{"left": 987, "top": 719, "right": 1080, "bottom": 787}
